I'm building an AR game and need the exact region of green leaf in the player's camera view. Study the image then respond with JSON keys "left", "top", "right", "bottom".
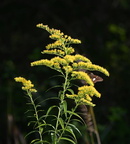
{"left": 67, "top": 89, "right": 75, "bottom": 95}
{"left": 34, "top": 141, "right": 50, "bottom": 144}
{"left": 24, "top": 109, "right": 34, "bottom": 114}
{"left": 45, "top": 84, "right": 62, "bottom": 92}
{"left": 58, "top": 90, "right": 63, "bottom": 98}
{"left": 36, "top": 104, "right": 41, "bottom": 108}
{"left": 33, "top": 96, "right": 41, "bottom": 102}
{"left": 46, "top": 105, "right": 58, "bottom": 116}
{"left": 26, "top": 102, "right": 33, "bottom": 105}
{"left": 38, "top": 97, "right": 60, "bottom": 105}
{"left": 65, "top": 126, "right": 77, "bottom": 142}
{"left": 66, "top": 110, "right": 83, "bottom": 122}
{"left": 38, "top": 114, "right": 57, "bottom": 122}
{"left": 63, "top": 100, "right": 67, "bottom": 118}
{"left": 60, "top": 137, "right": 76, "bottom": 144}
{"left": 30, "top": 139, "right": 39, "bottom": 144}
{"left": 27, "top": 115, "right": 35, "bottom": 118}
{"left": 27, "top": 121, "right": 36, "bottom": 126}
{"left": 70, "top": 118, "right": 84, "bottom": 125}
{"left": 36, "top": 123, "right": 55, "bottom": 130}
{"left": 37, "top": 109, "right": 44, "bottom": 114}
{"left": 68, "top": 123, "right": 82, "bottom": 136}
{"left": 24, "top": 130, "right": 38, "bottom": 138}
{"left": 58, "top": 117, "right": 64, "bottom": 129}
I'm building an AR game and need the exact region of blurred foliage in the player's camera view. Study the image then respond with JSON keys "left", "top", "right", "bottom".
{"left": 0, "top": 0, "right": 130, "bottom": 143}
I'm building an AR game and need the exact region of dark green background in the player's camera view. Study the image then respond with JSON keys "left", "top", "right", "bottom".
{"left": 0, "top": 0, "right": 130, "bottom": 143}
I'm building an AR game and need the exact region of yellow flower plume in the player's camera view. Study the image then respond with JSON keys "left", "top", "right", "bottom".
{"left": 71, "top": 71, "right": 94, "bottom": 86}
{"left": 14, "top": 77, "right": 37, "bottom": 92}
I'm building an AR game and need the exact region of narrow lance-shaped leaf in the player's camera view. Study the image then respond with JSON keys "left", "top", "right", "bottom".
{"left": 68, "top": 123, "right": 82, "bottom": 136}
{"left": 65, "top": 126, "right": 77, "bottom": 142}
{"left": 60, "top": 137, "right": 76, "bottom": 144}
{"left": 66, "top": 110, "right": 84, "bottom": 122}
{"left": 58, "top": 117, "right": 65, "bottom": 130}
{"left": 63, "top": 100, "right": 67, "bottom": 118}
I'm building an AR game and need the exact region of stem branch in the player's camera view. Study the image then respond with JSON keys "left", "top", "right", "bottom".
{"left": 28, "top": 91, "right": 43, "bottom": 144}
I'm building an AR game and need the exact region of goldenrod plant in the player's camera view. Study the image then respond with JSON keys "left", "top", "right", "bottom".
{"left": 15, "top": 23, "right": 109, "bottom": 144}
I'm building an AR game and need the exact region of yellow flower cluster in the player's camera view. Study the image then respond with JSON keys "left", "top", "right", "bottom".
{"left": 74, "top": 54, "right": 92, "bottom": 63}
{"left": 37, "top": 23, "right": 81, "bottom": 55}
{"left": 66, "top": 94, "right": 78, "bottom": 99}
{"left": 37, "top": 23, "right": 81, "bottom": 45}
{"left": 72, "top": 61, "right": 109, "bottom": 76}
{"left": 64, "top": 36, "right": 81, "bottom": 44}
{"left": 64, "top": 55, "right": 75, "bottom": 63}
{"left": 64, "top": 47, "right": 75, "bottom": 55}
{"left": 31, "top": 59, "right": 53, "bottom": 67}
{"left": 49, "top": 34, "right": 62, "bottom": 40}
{"left": 46, "top": 40, "right": 63, "bottom": 49}
{"left": 36, "top": 24, "right": 64, "bottom": 37}
{"left": 53, "top": 62, "right": 61, "bottom": 70}
{"left": 66, "top": 85, "right": 101, "bottom": 106}
{"left": 66, "top": 93, "right": 95, "bottom": 106}
{"left": 51, "top": 57, "right": 67, "bottom": 66}
{"left": 14, "top": 77, "right": 37, "bottom": 92}
{"left": 36, "top": 23, "right": 49, "bottom": 30}
{"left": 63, "top": 54, "right": 91, "bottom": 64}
{"left": 63, "top": 66, "right": 73, "bottom": 73}
{"left": 42, "top": 49, "right": 65, "bottom": 56}
{"left": 80, "top": 98, "right": 95, "bottom": 106}
{"left": 71, "top": 71, "right": 94, "bottom": 86}
{"left": 78, "top": 86, "right": 101, "bottom": 98}
{"left": 31, "top": 57, "right": 69, "bottom": 72}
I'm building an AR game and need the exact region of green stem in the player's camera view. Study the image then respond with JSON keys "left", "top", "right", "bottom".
{"left": 61, "top": 73, "right": 69, "bottom": 102}
{"left": 53, "top": 107, "right": 61, "bottom": 144}
{"left": 53, "top": 72, "right": 69, "bottom": 144}
{"left": 28, "top": 91, "right": 43, "bottom": 144}
{"left": 57, "top": 104, "right": 78, "bottom": 143}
